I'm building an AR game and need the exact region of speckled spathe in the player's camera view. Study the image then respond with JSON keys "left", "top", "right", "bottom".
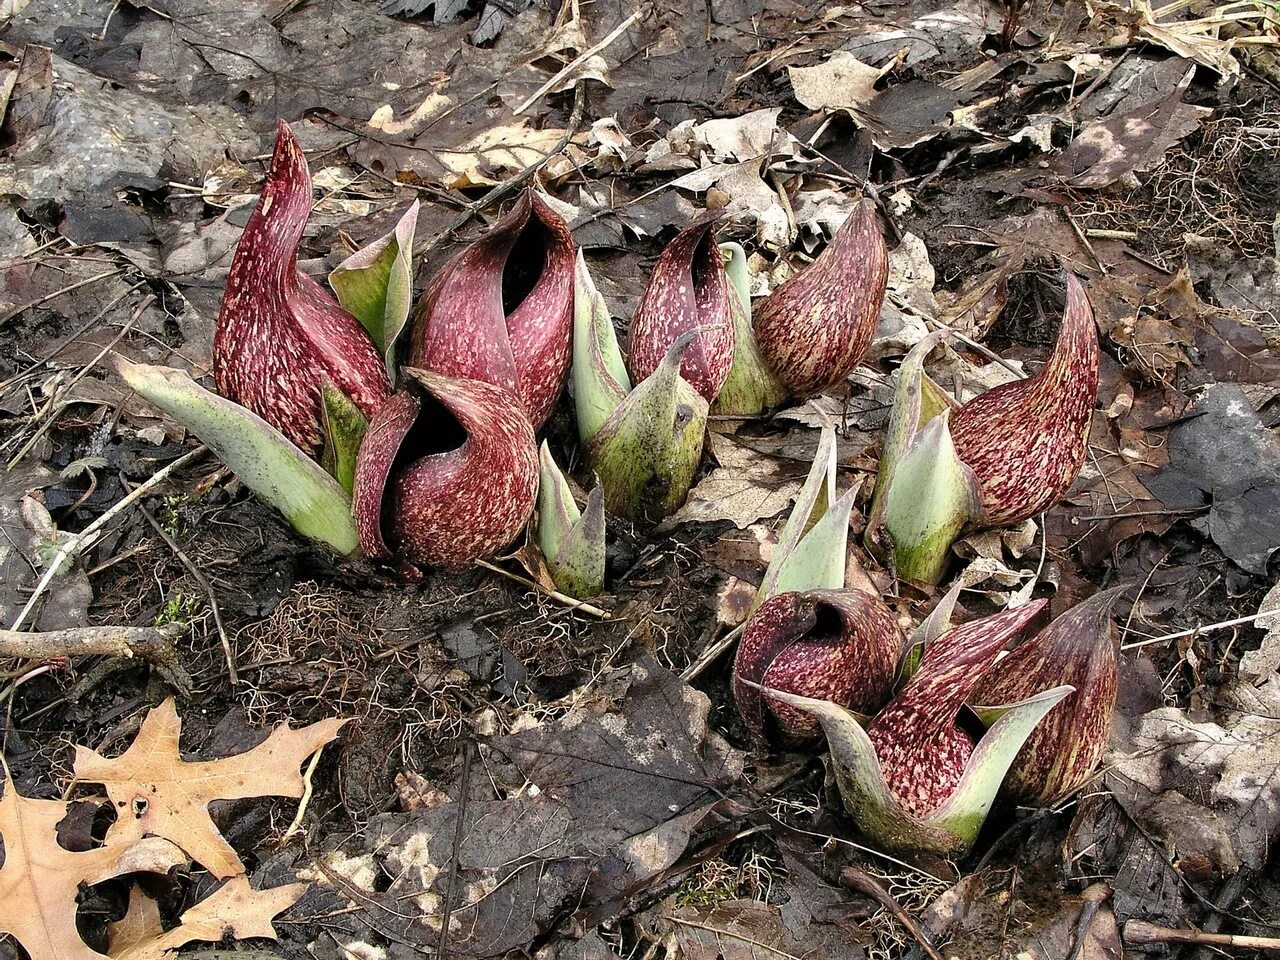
{"left": 410, "top": 190, "right": 575, "bottom": 429}
{"left": 867, "top": 600, "right": 1046, "bottom": 819}
{"left": 214, "top": 121, "right": 390, "bottom": 452}
{"left": 753, "top": 199, "right": 888, "bottom": 396}
{"left": 732, "top": 589, "right": 901, "bottom": 745}
{"left": 951, "top": 273, "right": 1099, "bottom": 526}
{"left": 626, "top": 212, "right": 733, "bottom": 403}
{"left": 351, "top": 369, "right": 538, "bottom": 570}
{"left": 971, "top": 587, "right": 1122, "bottom": 805}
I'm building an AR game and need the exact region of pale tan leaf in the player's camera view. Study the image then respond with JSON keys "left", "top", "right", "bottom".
{"left": 0, "top": 775, "right": 185, "bottom": 960}
{"left": 74, "top": 698, "right": 348, "bottom": 879}
{"left": 109, "top": 877, "right": 303, "bottom": 960}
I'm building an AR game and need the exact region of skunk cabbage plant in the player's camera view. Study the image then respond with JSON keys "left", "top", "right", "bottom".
{"left": 760, "top": 600, "right": 1072, "bottom": 855}
{"left": 536, "top": 442, "right": 606, "bottom": 599}
{"left": 626, "top": 214, "right": 733, "bottom": 403}
{"left": 410, "top": 191, "right": 575, "bottom": 429}
{"left": 571, "top": 253, "right": 709, "bottom": 523}
{"left": 753, "top": 199, "right": 889, "bottom": 396}
{"left": 866, "top": 274, "right": 1099, "bottom": 583}
{"left": 214, "top": 120, "right": 390, "bottom": 452}
{"left": 733, "top": 588, "right": 900, "bottom": 745}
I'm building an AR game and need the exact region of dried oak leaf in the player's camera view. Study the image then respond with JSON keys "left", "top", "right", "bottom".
{"left": 0, "top": 772, "right": 186, "bottom": 960}
{"left": 73, "top": 698, "right": 348, "bottom": 879}
{"left": 107, "top": 877, "right": 303, "bottom": 960}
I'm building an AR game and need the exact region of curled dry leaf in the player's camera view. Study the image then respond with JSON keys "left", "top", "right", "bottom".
{"left": 107, "top": 878, "right": 304, "bottom": 960}
{"left": 73, "top": 697, "right": 348, "bottom": 879}
{"left": 0, "top": 772, "right": 186, "bottom": 960}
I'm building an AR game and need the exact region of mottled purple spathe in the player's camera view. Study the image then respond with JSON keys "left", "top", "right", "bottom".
{"left": 951, "top": 274, "right": 1099, "bottom": 526}
{"left": 971, "top": 587, "right": 1122, "bottom": 805}
{"left": 214, "top": 120, "right": 390, "bottom": 452}
{"left": 733, "top": 589, "right": 901, "bottom": 745}
{"left": 867, "top": 600, "right": 1046, "bottom": 819}
{"left": 627, "top": 213, "right": 733, "bottom": 402}
{"left": 753, "top": 199, "right": 888, "bottom": 396}
{"left": 351, "top": 369, "right": 538, "bottom": 571}
{"left": 411, "top": 190, "right": 575, "bottom": 429}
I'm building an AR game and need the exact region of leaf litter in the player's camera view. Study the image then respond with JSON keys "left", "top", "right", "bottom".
{"left": 2, "top": 0, "right": 1280, "bottom": 957}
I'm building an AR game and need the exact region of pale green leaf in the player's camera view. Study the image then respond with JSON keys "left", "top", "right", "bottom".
{"left": 116, "top": 359, "right": 357, "bottom": 554}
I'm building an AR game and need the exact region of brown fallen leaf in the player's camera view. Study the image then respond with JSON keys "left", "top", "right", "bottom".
{"left": 0, "top": 771, "right": 186, "bottom": 960}
{"left": 74, "top": 698, "right": 348, "bottom": 879}
{"left": 107, "top": 878, "right": 303, "bottom": 960}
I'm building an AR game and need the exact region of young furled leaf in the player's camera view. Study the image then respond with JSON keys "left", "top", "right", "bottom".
{"left": 73, "top": 698, "right": 347, "bottom": 879}
{"left": 108, "top": 878, "right": 304, "bottom": 960}
{"left": 0, "top": 771, "right": 186, "bottom": 960}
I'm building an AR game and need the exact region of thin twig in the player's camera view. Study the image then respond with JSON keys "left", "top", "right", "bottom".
{"left": 513, "top": 8, "right": 645, "bottom": 116}
{"left": 281, "top": 744, "right": 326, "bottom": 844}
{"left": 0, "top": 267, "right": 126, "bottom": 329}
{"left": 415, "top": 82, "right": 588, "bottom": 259}
{"left": 1124, "top": 919, "right": 1280, "bottom": 951}
{"left": 681, "top": 622, "right": 745, "bottom": 681}
{"left": 7, "top": 295, "right": 152, "bottom": 470}
{"left": 841, "top": 867, "right": 944, "bottom": 960}
{"left": 1121, "top": 607, "right": 1280, "bottom": 650}
{"left": 0, "top": 624, "right": 181, "bottom": 665}
{"left": 7, "top": 446, "right": 208, "bottom": 632}
{"left": 474, "top": 558, "right": 609, "bottom": 618}
{"left": 134, "top": 500, "right": 237, "bottom": 685}
{"left": 437, "top": 740, "right": 474, "bottom": 959}
{"left": 925, "top": 319, "right": 1027, "bottom": 379}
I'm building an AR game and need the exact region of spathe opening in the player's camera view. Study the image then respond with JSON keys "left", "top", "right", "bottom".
{"left": 502, "top": 217, "right": 551, "bottom": 317}
{"left": 379, "top": 384, "right": 469, "bottom": 549}
{"left": 804, "top": 601, "right": 845, "bottom": 647}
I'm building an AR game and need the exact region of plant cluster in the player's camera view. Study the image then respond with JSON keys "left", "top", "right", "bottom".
{"left": 116, "top": 121, "right": 1117, "bottom": 856}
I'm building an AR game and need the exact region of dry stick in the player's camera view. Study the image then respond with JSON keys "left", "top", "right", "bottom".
{"left": 840, "top": 867, "right": 944, "bottom": 960}
{"left": 134, "top": 501, "right": 238, "bottom": 685}
{"left": 1124, "top": 919, "right": 1280, "bottom": 952}
{"left": 0, "top": 267, "right": 126, "bottom": 329}
{"left": 7, "top": 445, "right": 208, "bottom": 633}
{"left": 681, "top": 621, "right": 744, "bottom": 682}
{"left": 512, "top": 8, "right": 645, "bottom": 116}
{"left": 0, "top": 284, "right": 141, "bottom": 398}
{"left": 924, "top": 318, "right": 1028, "bottom": 380}
{"left": 437, "top": 740, "right": 474, "bottom": 960}
{"left": 1121, "top": 607, "right": 1280, "bottom": 650}
{"left": 0, "top": 624, "right": 182, "bottom": 664}
{"left": 474, "top": 559, "right": 609, "bottom": 618}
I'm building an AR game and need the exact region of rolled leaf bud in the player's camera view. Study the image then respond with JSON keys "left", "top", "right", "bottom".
{"left": 712, "top": 242, "right": 789, "bottom": 417}
{"left": 570, "top": 251, "right": 630, "bottom": 447}
{"left": 755, "top": 425, "right": 859, "bottom": 610}
{"left": 753, "top": 199, "right": 888, "bottom": 396}
{"left": 733, "top": 589, "right": 901, "bottom": 745}
{"left": 759, "top": 599, "right": 1073, "bottom": 854}
{"left": 214, "top": 120, "right": 391, "bottom": 452}
{"left": 537, "top": 442, "right": 606, "bottom": 599}
{"left": 971, "top": 587, "right": 1124, "bottom": 805}
{"left": 352, "top": 369, "right": 538, "bottom": 570}
{"left": 411, "top": 190, "right": 576, "bottom": 428}
{"left": 588, "top": 331, "right": 709, "bottom": 523}
{"left": 329, "top": 200, "right": 420, "bottom": 378}
{"left": 115, "top": 359, "right": 357, "bottom": 555}
{"left": 950, "top": 273, "right": 1099, "bottom": 526}
{"left": 627, "top": 213, "right": 734, "bottom": 403}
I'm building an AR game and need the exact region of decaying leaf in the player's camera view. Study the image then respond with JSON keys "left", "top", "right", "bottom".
{"left": 0, "top": 772, "right": 186, "bottom": 960}
{"left": 74, "top": 698, "right": 348, "bottom": 879}
{"left": 107, "top": 878, "right": 303, "bottom": 960}
{"left": 670, "top": 432, "right": 801, "bottom": 530}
